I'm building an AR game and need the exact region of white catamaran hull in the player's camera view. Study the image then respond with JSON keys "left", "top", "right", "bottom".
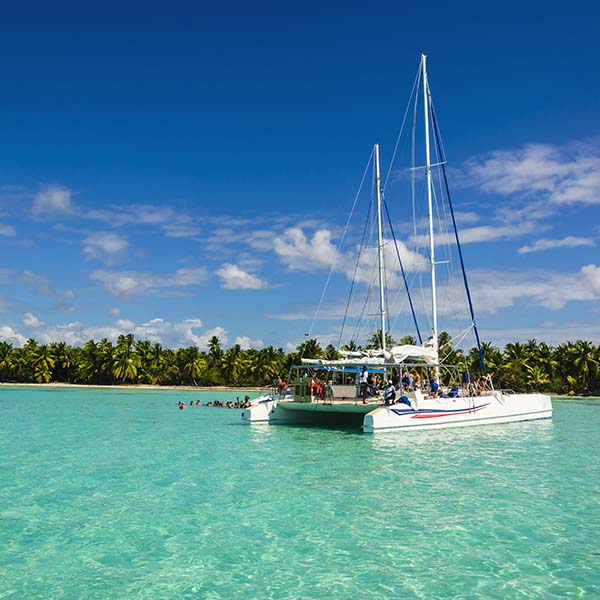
{"left": 241, "top": 392, "right": 552, "bottom": 432}
{"left": 362, "top": 392, "right": 552, "bottom": 432}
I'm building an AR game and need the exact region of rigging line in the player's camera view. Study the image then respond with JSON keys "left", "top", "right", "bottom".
{"left": 383, "top": 200, "right": 423, "bottom": 343}
{"left": 429, "top": 100, "right": 487, "bottom": 374}
{"left": 338, "top": 172, "right": 376, "bottom": 350}
{"left": 411, "top": 67, "right": 422, "bottom": 240}
{"left": 309, "top": 149, "right": 373, "bottom": 340}
{"left": 350, "top": 262, "right": 378, "bottom": 347}
{"left": 383, "top": 63, "right": 422, "bottom": 193}
{"left": 440, "top": 325, "right": 474, "bottom": 362}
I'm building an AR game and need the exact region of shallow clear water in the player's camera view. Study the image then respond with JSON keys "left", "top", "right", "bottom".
{"left": 1, "top": 387, "right": 599, "bottom": 599}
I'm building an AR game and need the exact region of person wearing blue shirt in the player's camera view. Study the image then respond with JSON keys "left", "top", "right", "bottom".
{"left": 430, "top": 378, "right": 440, "bottom": 398}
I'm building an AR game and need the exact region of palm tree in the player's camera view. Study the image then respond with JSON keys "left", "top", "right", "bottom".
{"left": 365, "top": 329, "right": 397, "bottom": 350}
{"left": 340, "top": 340, "right": 358, "bottom": 352}
{"left": 571, "top": 340, "right": 598, "bottom": 391}
{"left": 208, "top": 336, "right": 223, "bottom": 366}
{"left": 324, "top": 344, "right": 341, "bottom": 360}
{"left": 29, "top": 345, "right": 55, "bottom": 383}
{"left": 222, "top": 345, "right": 243, "bottom": 385}
{"left": 180, "top": 346, "right": 208, "bottom": 385}
{"left": 0, "top": 342, "right": 13, "bottom": 381}
{"left": 113, "top": 336, "right": 140, "bottom": 383}
{"left": 296, "top": 338, "right": 324, "bottom": 359}
{"left": 524, "top": 364, "right": 550, "bottom": 391}
{"left": 98, "top": 339, "right": 115, "bottom": 384}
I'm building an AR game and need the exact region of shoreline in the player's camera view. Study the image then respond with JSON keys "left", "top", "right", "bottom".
{"left": 0, "top": 382, "right": 267, "bottom": 392}
{"left": 0, "top": 382, "right": 598, "bottom": 399}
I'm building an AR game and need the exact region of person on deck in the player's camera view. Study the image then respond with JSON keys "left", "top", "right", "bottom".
{"left": 360, "top": 366, "right": 369, "bottom": 404}
{"left": 277, "top": 377, "right": 287, "bottom": 395}
{"left": 383, "top": 380, "right": 396, "bottom": 405}
{"left": 461, "top": 370, "right": 471, "bottom": 393}
{"left": 430, "top": 378, "right": 440, "bottom": 398}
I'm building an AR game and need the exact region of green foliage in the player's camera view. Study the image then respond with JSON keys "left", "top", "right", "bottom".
{"left": 0, "top": 333, "right": 598, "bottom": 394}
{"left": 365, "top": 329, "right": 397, "bottom": 350}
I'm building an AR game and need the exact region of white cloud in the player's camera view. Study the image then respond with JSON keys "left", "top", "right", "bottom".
{"left": 216, "top": 263, "right": 268, "bottom": 290}
{"left": 82, "top": 231, "right": 129, "bottom": 263}
{"left": 110, "top": 307, "right": 121, "bottom": 317}
{"left": 0, "top": 223, "right": 15, "bottom": 236}
{"left": 274, "top": 227, "right": 426, "bottom": 281}
{"left": 470, "top": 264, "right": 600, "bottom": 313}
{"left": 234, "top": 336, "right": 264, "bottom": 350}
{"left": 518, "top": 236, "right": 595, "bottom": 254}
{"left": 32, "top": 185, "right": 73, "bottom": 218}
{"left": 23, "top": 312, "right": 44, "bottom": 328}
{"left": 247, "top": 230, "right": 275, "bottom": 251}
{"left": 10, "top": 316, "right": 228, "bottom": 349}
{"left": 90, "top": 267, "right": 208, "bottom": 297}
{"left": 163, "top": 224, "right": 202, "bottom": 238}
{"left": 273, "top": 228, "right": 339, "bottom": 271}
{"left": 0, "top": 325, "right": 27, "bottom": 346}
{"left": 464, "top": 141, "right": 600, "bottom": 206}
{"left": 582, "top": 264, "right": 600, "bottom": 294}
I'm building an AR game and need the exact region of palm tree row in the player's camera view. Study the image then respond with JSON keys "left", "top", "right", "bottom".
{"left": 0, "top": 333, "right": 598, "bottom": 395}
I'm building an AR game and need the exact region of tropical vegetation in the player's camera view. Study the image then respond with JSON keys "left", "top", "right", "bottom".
{"left": 0, "top": 333, "right": 599, "bottom": 395}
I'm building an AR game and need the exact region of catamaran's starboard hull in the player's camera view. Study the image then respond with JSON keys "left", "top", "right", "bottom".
{"left": 362, "top": 393, "right": 552, "bottom": 432}
{"left": 241, "top": 393, "right": 552, "bottom": 432}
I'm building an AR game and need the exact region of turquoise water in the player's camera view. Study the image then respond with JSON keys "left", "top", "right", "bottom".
{"left": 1, "top": 387, "right": 599, "bottom": 599}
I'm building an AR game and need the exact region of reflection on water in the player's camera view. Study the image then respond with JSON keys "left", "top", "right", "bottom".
{"left": 369, "top": 418, "right": 555, "bottom": 454}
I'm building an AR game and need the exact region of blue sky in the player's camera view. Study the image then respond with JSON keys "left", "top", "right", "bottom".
{"left": 1, "top": 1, "right": 599, "bottom": 351}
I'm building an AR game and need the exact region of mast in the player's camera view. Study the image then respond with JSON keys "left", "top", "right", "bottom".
{"left": 374, "top": 143, "right": 387, "bottom": 352}
{"left": 422, "top": 52, "right": 439, "bottom": 375}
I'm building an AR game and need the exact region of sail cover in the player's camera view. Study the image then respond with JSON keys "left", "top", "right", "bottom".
{"left": 301, "top": 344, "right": 438, "bottom": 366}
{"left": 388, "top": 344, "right": 438, "bottom": 364}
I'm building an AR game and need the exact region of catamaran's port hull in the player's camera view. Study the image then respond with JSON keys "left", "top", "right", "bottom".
{"left": 242, "top": 399, "right": 374, "bottom": 427}
{"left": 241, "top": 393, "right": 553, "bottom": 432}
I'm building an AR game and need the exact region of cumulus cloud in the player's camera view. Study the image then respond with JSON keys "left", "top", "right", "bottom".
{"left": 234, "top": 336, "right": 264, "bottom": 350}
{"left": 23, "top": 312, "right": 44, "bottom": 328}
{"left": 82, "top": 231, "right": 129, "bottom": 263}
{"left": 3, "top": 317, "right": 230, "bottom": 349}
{"left": 90, "top": 267, "right": 208, "bottom": 297}
{"left": 0, "top": 325, "right": 27, "bottom": 346}
{"left": 32, "top": 185, "right": 73, "bottom": 218}
{"left": 464, "top": 141, "right": 600, "bottom": 206}
{"left": 216, "top": 263, "right": 268, "bottom": 290}
{"left": 470, "top": 264, "right": 600, "bottom": 313}
{"left": 518, "top": 236, "right": 595, "bottom": 254}
{"left": 274, "top": 227, "right": 426, "bottom": 282}
{"left": 273, "top": 228, "right": 339, "bottom": 271}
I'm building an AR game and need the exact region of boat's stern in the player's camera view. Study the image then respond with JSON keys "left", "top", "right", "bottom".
{"left": 241, "top": 396, "right": 278, "bottom": 423}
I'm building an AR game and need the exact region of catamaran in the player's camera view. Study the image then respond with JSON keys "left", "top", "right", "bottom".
{"left": 242, "top": 53, "right": 552, "bottom": 432}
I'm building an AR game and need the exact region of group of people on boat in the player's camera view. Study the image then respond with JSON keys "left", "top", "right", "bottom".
{"left": 357, "top": 366, "right": 494, "bottom": 403}
{"left": 177, "top": 396, "right": 253, "bottom": 410}
{"left": 303, "top": 377, "right": 334, "bottom": 400}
